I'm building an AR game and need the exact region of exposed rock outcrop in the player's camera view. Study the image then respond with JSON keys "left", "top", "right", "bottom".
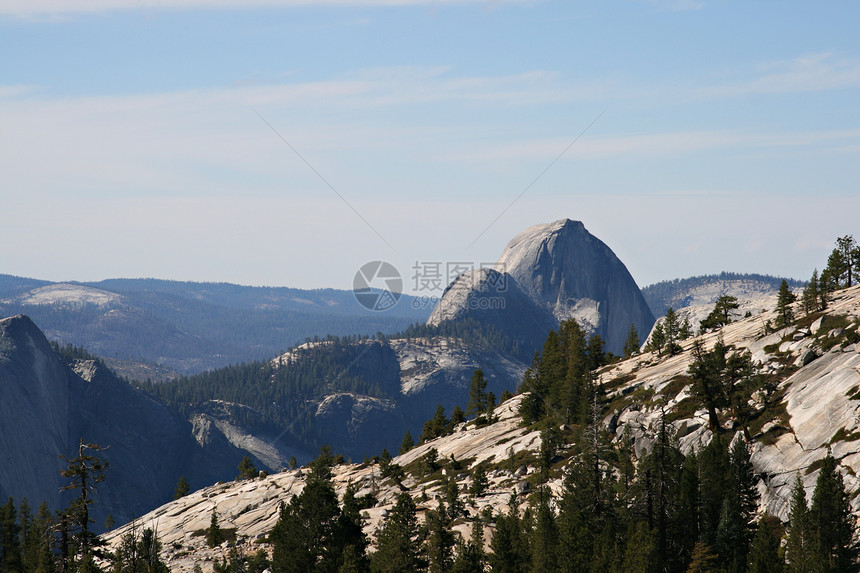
{"left": 429, "top": 219, "right": 655, "bottom": 355}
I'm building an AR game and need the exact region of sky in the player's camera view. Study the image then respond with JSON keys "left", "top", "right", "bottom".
{"left": 1, "top": 0, "right": 858, "bottom": 296}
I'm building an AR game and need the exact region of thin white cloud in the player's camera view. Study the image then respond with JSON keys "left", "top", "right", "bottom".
{"left": 436, "top": 128, "right": 860, "bottom": 163}
{"left": 695, "top": 53, "right": 860, "bottom": 98}
{"left": 0, "top": 0, "right": 531, "bottom": 18}
{"left": 0, "top": 85, "right": 41, "bottom": 98}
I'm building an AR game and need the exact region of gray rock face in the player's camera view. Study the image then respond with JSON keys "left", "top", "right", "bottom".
{"left": 427, "top": 268, "right": 556, "bottom": 354}
{"left": 430, "top": 219, "right": 655, "bottom": 355}
{"left": 304, "top": 337, "right": 527, "bottom": 460}
{"left": 0, "top": 315, "right": 251, "bottom": 528}
{"left": 0, "top": 315, "right": 71, "bottom": 511}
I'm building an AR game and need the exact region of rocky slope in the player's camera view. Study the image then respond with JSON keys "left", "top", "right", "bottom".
{"left": 429, "top": 219, "right": 655, "bottom": 356}
{"left": 0, "top": 315, "right": 254, "bottom": 527}
{"left": 101, "top": 286, "right": 860, "bottom": 571}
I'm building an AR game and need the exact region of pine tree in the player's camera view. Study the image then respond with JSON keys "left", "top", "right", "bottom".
{"left": 808, "top": 452, "right": 858, "bottom": 572}
{"left": 60, "top": 439, "right": 108, "bottom": 564}
{"left": 467, "top": 369, "right": 489, "bottom": 417}
{"left": 425, "top": 502, "right": 455, "bottom": 573}
{"left": 785, "top": 475, "right": 814, "bottom": 572}
{"left": 421, "top": 405, "right": 449, "bottom": 442}
{"left": 701, "top": 295, "right": 740, "bottom": 330}
{"left": 776, "top": 280, "right": 797, "bottom": 328}
{"left": 688, "top": 340, "right": 727, "bottom": 432}
{"left": 663, "top": 308, "right": 683, "bottom": 355}
{"left": 237, "top": 456, "right": 258, "bottom": 480}
{"left": 823, "top": 235, "right": 858, "bottom": 289}
{"left": 207, "top": 509, "right": 223, "bottom": 548}
{"left": 697, "top": 433, "right": 729, "bottom": 549}
{"left": 0, "top": 497, "right": 22, "bottom": 572}
{"left": 748, "top": 516, "right": 784, "bottom": 573}
{"left": 646, "top": 322, "right": 666, "bottom": 356}
{"left": 802, "top": 270, "right": 821, "bottom": 315}
{"left": 399, "top": 431, "right": 415, "bottom": 455}
{"left": 621, "top": 522, "right": 658, "bottom": 573}
{"left": 371, "top": 493, "right": 425, "bottom": 573}
{"left": 528, "top": 490, "right": 558, "bottom": 573}
{"left": 489, "top": 500, "right": 529, "bottom": 573}
{"left": 624, "top": 324, "right": 640, "bottom": 358}
{"left": 174, "top": 475, "right": 190, "bottom": 499}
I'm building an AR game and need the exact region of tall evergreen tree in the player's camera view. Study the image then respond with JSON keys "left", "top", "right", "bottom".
{"left": 466, "top": 369, "right": 489, "bottom": 417}
{"left": 60, "top": 440, "right": 108, "bottom": 565}
{"left": 663, "top": 308, "right": 683, "bottom": 355}
{"left": 425, "top": 501, "right": 455, "bottom": 573}
{"left": 0, "top": 497, "right": 23, "bottom": 572}
{"left": 776, "top": 280, "right": 797, "bottom": 328}
{"left": 529, "top": 489, "right": 558, "bottom": 573}
{"left": 489, "top": 500, "right": 529, "bottom": 573}
{"left": 399, "top": 431, "right": 415, "bottom": 455}
{"left": 785, "top": 475, "right": 814, "bottom": 573}
{"left": 371, "top": 493, "right": 425, "bottom": 573}
{"left": 748, "top": 516, "right": 784, "bottom": 573}
{"left": 809, "top": 452, "right": 858, "bottom": 572}
{"left": 624, "top": 324, "right": 641, "bottom": 358}
{"left": 802, "top": 270, "right": 821, "bottom": 315}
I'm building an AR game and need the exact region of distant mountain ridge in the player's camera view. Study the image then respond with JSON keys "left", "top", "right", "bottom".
{"left": 642, "top": 272, "right": 806, "bottom": 317}
{"left": 0, "top": 275, "right": 431, "bottom": 375}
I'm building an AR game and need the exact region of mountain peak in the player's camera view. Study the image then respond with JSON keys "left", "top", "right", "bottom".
{"left": 429, "top": 219, "right": 654, "bottom": 355}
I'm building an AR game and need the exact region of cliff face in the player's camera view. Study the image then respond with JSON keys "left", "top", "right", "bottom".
{"left": 429, "top": 219, "right": 655, "bottom": 355}
{"left": 0, "top": 315, "right": 250, "bottom": 527}
{"left": 0, "top": 315, "right": 70, "bottom": 510}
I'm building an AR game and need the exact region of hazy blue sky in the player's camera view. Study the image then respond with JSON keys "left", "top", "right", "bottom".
{"left": 1, "top": 0, "right": 858, "bottom": 294}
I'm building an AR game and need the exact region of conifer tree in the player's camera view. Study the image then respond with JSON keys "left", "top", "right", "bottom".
{"left": 646, "top": 322, "right": 666, "bottom": 356}
{"left": 60, "top": 439, "right": 108, "bottom": 565}
{"left": 748, "top": 516, "right": 784, "bottom": 573}
{"left": 697, "top": 433, "right": 730, "bottom": 549}
{"left": 371, "top": 493, "right": 424, "bottom": 573}
{"left": 270, "top": 448, "right": 367, "bottom": 573}
{"left": 701, "top": 295, "right": 740, "bottom": 331}
{"left": 467, "top": 369, "right": 489, "bottom": 417}
{"left": 528, "top": 490, "right": 558, "bottom": 573}
{"left": 802, "top": 270, "right": 821, "bottom": 315}
{"left": 425, "top": 501, "right": 455, "bottom": 573}
{"left": 237, "top": 456, "right": 258, "bottom": 480}
{"left": 0, "top": 497, "right": 22, "bottom": 572}
{"left": 686, "top": 540, "right": 718, "bottom": 573}
{"left": 489, "top": 499, "right": 529, "bottom": 573}
{"left": 809, "top": 452, "right": 858, "bottom": 572}
{"left": 663, "top": 307, "right": 683, "bottom": 355}
{"left": 776, "top": 280, "right": 797, "bottom": 328}
{"left": 399, "top": 431, "right": 415, "bottom": 455}
{"left": 174, "top": 475, "right": 190, "bottom": 500}
{"left": 621, "top": 522, "right": 658, "bottom": 573}
{"left": 624, "top": 324, "right": 640, "bottom": 358}
{"left": 785, "top": 475, "right": 814, "bottom": 573}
